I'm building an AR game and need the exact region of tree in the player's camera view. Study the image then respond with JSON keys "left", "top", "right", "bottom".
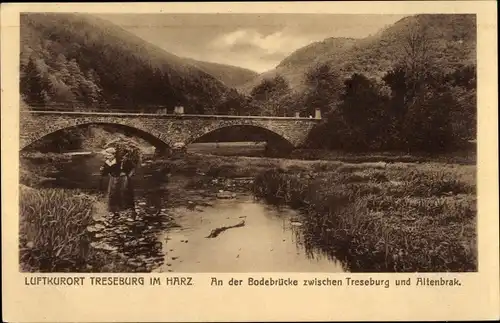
{"left": 402, "top": 90, "right": 456, "bottom": 152}
{"left": 215, "top": 89, "right": 247, "bottom": 115}
{"left": 81, "top": 70, "right": 102, "bottom": 107}
{"left": 250, "top": 76, "right": 289, "bottom": 101}
{"left": 336, "top": 73, "right": 391, "bottom": 150}
{"left": 20, "top": 57, "right": 48, "bottom": 106}
{"left": 249, "top": 76, "right": 291, "bottom": 116}
{"left": 446, "top": 65, "right": 476, "bottom": 141}
{"left": 66, "top": 58, "right": 85, "bottom": 102}
{"left": 398, "top": 19, "right": 437, "bottom": 109}
{"left": 303, "top": 63, "right": 344, "bottom": 117}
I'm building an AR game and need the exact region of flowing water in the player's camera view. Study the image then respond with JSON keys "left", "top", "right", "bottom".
{"left": 154, "top": 197, "right": 343, "bottom": 272}
{"left": 32, "top": 153, "right": 344, "bottom": 272}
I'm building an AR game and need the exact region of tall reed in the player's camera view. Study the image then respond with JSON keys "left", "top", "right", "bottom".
{"left": 19, "top": 186, "right": 96, "bottom": 272}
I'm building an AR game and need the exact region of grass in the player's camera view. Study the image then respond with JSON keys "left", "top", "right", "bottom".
{"left": 20, "top": 186, "right": 91, "bottom": 271}
{"left": 19, "top": 186, "right": 132, "bottom": 272}
{"left": 20, "top": 151, "right": 74, "bottom": 163}
{"left": 251, "top": 162, "right": 477, "bottom": 272}
{"left": 18, "top": 159, "right": 132, "bottom": 272}
{"left": 151, "top": 153, "right": 280, "bottom": 178}
{"left": 289, "top": 148, "right": 476, "bottom": 165}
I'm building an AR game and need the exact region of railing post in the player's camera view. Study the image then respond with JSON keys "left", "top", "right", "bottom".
{"left": 294, "top": 111, "right": 300, "bottom": 118}
{"left": 174, "top": 106, "right": 185, "bottom": 115}
{"left": 315, "top": 108, "right": 322, "bottom": 120}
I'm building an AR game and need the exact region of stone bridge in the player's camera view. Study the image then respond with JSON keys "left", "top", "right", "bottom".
{"left": 19, "top": 111, "right": 321, "bottom": 150}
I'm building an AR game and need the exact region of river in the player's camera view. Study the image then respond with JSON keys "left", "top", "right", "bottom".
{"left": 31, "top": 153, "right": 345, "bottom": 273}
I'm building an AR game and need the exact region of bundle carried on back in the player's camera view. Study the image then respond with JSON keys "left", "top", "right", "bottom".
{"left": 103, "top": 138, "right": 143, "bottom": 169}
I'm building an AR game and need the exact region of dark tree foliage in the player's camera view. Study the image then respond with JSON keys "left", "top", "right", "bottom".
{"left": 20, "top": 14, "right": 476, "bottom": 153}
{"left": 20, "top": 57, "right": 52, "bottom": 106}
{"left": 248, "top": 76, "right": 292, "bottom": 116}
{"left": 305, "top": 14, "right": 477, "bottom": 153}
{"left": 20, "top": 14, "right": 230, "bottom": 113}
{"left": 215, "top": 89, "right": 250, "bottom": 115}
{"left": 307, "top": 64, "right": 476, "bottom": 152}
{"left": 28, "top": 127, "right": 87, "bottom": 153}
{"left": 303, "top": 63, "right": 344, "bottom": 117}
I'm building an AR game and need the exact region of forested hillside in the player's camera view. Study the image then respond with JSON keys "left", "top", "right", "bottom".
{"left": 20, "top": 13, "right": 232, "bottom": 114}
{"left": 239, "top": 14, "right": 476, "bottom": 94}
{"left": 238, "top": 37, "right": 357, "bottom": 93}
{"left": 236, "top": 14, "right": 476, "bottom": 152}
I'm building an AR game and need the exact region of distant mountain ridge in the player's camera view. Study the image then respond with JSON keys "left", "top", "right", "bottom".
{"left": 277, "top": 37, "right": 358, "bottom": 69}
{"left": 184, "top": 58, "right": 259, "bottom": 88}
{"left": 238, "top": 14, "right": 476, "bottom": 94}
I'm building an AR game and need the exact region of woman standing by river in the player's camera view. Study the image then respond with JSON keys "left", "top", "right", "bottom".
{"left": 100, "top": 145, "right": 140, "bottom": 215}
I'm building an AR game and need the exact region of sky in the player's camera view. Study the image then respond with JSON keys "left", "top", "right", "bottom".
{"left": 99, "top": 14, "right": 408, "bottom": 73}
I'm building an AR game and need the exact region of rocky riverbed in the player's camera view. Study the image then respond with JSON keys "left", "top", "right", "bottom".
{"left": 86, "top": 198, "right": 173, "bottom": 272}
{"left": 85, "top": 175, "right": 257, "bottom": 272}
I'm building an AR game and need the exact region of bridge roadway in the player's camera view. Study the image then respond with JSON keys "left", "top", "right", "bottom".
{"left": 20, "top": 110, "right": 321, "bottom": 150}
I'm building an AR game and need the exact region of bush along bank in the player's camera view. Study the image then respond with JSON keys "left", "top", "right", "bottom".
{"left": 252, "top": 164, "right": 477, "bottom": 272}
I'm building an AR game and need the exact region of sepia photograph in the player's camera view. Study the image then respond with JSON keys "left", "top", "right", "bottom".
{"left": 17, "top": 11, "right": 479, "bottom": 274}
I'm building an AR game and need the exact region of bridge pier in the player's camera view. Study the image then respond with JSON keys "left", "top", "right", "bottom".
{"left": 263, "top": 137, "right": 295, "bottom": 158}
{"left": 153, "top": 146, "right": 171, "bottom": 158}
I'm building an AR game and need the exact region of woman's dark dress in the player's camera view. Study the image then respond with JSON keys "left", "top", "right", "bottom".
{"left": 101, "top": 159, "right": 136, "bottom": 213}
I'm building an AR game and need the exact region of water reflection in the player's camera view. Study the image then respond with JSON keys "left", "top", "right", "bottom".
{"left": 28, "top": 153, "right": 345, "bottom": 273}
{"left": 154, "top": 197, "right": 344, "bottom": 273}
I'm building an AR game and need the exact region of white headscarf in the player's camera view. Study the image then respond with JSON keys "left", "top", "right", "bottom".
{"left": 101, "top": 147, "right": 117, "bottom": 163}
{"left": 104, "top": 147, "right": 116, "bottom": 155}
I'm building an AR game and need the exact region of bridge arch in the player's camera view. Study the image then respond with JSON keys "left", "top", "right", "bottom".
{"left": 188, "top": 124, "right": 294, "bottom": 148}
{"left": 183, "top": 120, "right": 298, "bottom": 147}
{"left": 21, "top": 121, "right": 172, "bottom": 151}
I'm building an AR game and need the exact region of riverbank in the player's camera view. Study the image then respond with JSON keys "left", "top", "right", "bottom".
{"left": 19, "top": 185, "right": 132, "bottom": 272}
{"left": 252, "top": 163, "right": 476, "bottom": 272}
{"left": 146, "top": 153, "right": 477, "bottom": 272}
{"left": 19, "top": 153, "right": 265, "bottom": 272}
{"left": 289, "top": 148, "right": 476, "bottom": 165}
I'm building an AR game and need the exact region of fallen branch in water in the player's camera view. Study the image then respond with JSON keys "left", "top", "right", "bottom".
{"left": 206, "top": 220, "right": 246, "bottom": 238}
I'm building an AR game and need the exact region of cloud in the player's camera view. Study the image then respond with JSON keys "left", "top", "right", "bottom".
{"left": 204, "top": 28, "right": 331, "bottom": 72}
{"left": 102, "top": 14, "right": 410, "bottom": 73}
{"left": 211, "top": 28, "right": 320, "bottom": 57}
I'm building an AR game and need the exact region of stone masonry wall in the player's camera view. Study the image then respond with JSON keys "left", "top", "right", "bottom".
{"left": 20, "top": 112, "right": 320, "bottom": 150}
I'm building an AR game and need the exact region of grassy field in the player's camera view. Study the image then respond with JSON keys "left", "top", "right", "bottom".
{"left": 289, "top": 148, "right": 476, "bottom": 165}
{"left": 188, "top": 142, "right": 266, "bottom": 157}
{"left": 187, "top": 142, "right": 476, "bottom": 165}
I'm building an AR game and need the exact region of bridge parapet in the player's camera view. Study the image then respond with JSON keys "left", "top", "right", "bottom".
{"left": 20, "top": 110, "right": 320, "bottom": 150}
{"left": 21, "top": 110, "right": 321, "bottom": 121}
